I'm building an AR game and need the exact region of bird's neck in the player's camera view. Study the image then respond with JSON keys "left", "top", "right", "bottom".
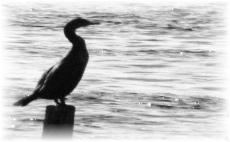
{"left": 64, "top": 24, "right": 85, "bottom": 48}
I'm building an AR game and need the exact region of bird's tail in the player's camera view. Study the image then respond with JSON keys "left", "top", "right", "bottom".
{"left": 13, "top": 94, "right": 38, "bottom": 106}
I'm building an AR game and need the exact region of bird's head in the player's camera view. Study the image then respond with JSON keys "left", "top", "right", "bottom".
{"left": 68, "top": 17, "right": 100, "bottom": 28}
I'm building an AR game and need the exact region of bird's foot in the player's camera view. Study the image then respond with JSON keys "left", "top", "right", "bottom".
{"left": 57, "top": 103, "right": 66, "bottom": 107}
{"left": 54, "top": 98, "right": 66, "bottom": 106}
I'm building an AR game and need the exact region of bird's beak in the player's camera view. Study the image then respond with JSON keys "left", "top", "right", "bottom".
{"left": 90, "top": 21, "right": 100, "bottom": 25}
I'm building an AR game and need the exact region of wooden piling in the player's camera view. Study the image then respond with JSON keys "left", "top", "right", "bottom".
{"left": 42, "top": 105, "right": 75, "bottom": 139}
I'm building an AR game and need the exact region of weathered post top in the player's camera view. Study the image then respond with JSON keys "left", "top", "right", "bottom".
{"left": 42, "top": 105, "right": 75, "bottom": 139}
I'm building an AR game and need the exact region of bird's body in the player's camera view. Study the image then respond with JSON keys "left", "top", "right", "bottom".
{"left": 13, "top": 18, "right": 99, "bottom": 106}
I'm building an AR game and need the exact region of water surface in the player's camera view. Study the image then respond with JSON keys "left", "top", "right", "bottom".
{"left": 2, "top": 1, "right": 228, "bottom": 140}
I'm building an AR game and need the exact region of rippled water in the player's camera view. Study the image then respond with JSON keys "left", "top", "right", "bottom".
{"left": 2, "top": 1, "right": 228, "bottom": 140}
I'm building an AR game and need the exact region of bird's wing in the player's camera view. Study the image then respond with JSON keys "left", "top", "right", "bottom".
{"left": 37, "top": 61, "right": 66, "bottom": 89}
{"left": 36, "top": 66, "right": 54, "bottom": 87}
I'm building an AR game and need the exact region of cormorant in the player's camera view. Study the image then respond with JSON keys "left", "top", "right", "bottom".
{"left": 13, "top": 17, "right": 99, "bottom": 106}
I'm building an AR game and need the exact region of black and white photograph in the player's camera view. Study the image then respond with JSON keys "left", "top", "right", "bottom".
{"left": 1, "top": 0, "right": 229, "bottom": 141}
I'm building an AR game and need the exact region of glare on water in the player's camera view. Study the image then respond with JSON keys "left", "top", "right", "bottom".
{"left": 2, "top": 1, "right": 228, "bottom": 140}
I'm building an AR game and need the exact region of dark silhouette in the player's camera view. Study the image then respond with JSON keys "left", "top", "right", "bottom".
{"left": 13, "top": 18, "right": 99, "bottom": 106}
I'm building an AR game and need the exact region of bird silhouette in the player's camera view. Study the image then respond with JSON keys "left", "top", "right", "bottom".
{"left": 13, "top": 17, "right": 99, "bottom": 106}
